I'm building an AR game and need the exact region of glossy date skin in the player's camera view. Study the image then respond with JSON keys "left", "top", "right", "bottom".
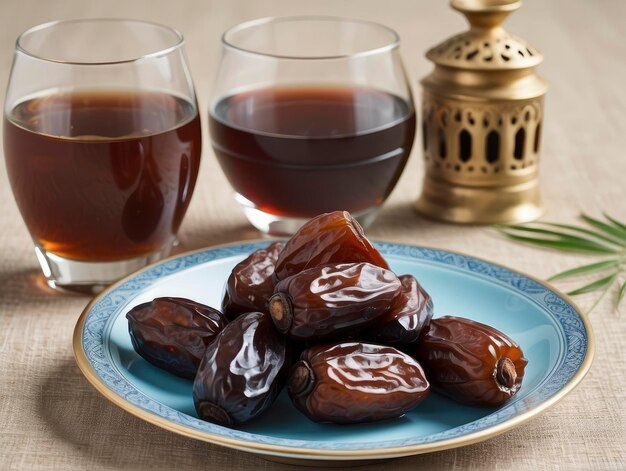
{"left": 273, "top": 211, "right": 389, "bottom": 282}
{"left": 416, "top": 316, "right": 528, "bottom": 407}
{"left": 289, "top": 342, "right": 430, "bottom": 424}
{"left": 193, "top": 311, "right": 286, "bottom": 426}
{"left": 269, "top": 262, "right": 401, "bottom": 340}
{"left": 126, "top": 297, "right": 228, "bottom": 379}
{"left": 366, "top": 275, "right": 433, "bottom": 345}
{"left": 222, "top": 242, "right": 284, "bottom": 320}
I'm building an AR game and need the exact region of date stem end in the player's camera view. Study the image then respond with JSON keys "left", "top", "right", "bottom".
{"left": 196, "top": 401, "right": 233, "bottom": 427}
{"left": 288, "top": 360, "right": 315, "bottom": 397}
{"left": 495, "top": 357, "right": 517, "bottom": 390}
{"left": 269, "top": 292, "right": 293, "bottom": 334}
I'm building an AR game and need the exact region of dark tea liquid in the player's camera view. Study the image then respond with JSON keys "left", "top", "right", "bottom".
{"left": 3, "top": 90, "right": 201, "bottom": 261}
{"left": 209, "top": 86, "right": 415, "bottom": 217}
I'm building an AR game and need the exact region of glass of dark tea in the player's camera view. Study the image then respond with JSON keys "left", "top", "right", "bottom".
{"left": 209, "top": 16, "right": 416, "bottom": 235}
{"left": 3, "top": 20, "right": 201, "bottom": 292}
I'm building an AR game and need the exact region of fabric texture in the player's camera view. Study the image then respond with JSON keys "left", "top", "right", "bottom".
{"left": 0, "top": 0, "right": 624, "bottom": 469}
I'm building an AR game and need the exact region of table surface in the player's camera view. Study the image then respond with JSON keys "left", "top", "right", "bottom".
{"left": 1, "top": 0, "right": 624, "bottom": 469}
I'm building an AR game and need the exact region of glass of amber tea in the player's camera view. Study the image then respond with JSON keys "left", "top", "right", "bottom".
{"left": 3, "top": 19, "right": 202, "bottom": 292}
{"left": 209, "top": 17, "right": 416, "bottom": 235}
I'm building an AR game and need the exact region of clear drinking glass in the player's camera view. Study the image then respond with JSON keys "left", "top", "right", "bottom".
{"left": 209, "top": 16, "right": 416, "bottom": 235}
{"left": 3, "top": 19, "right": 201, "bottom": 293}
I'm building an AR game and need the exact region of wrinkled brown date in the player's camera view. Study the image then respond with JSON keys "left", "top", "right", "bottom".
{"left": 222, "top": 242, "right": 284, "bottom": 320}
{"left": 416, "top": 316, "right": 528, "bottom": 407}
{"left": 193, "top": 311, "right": 286, "bottom": 426}
{"left": 273, "top": 211, "right": 389, "bottom": 281}
{"left": 366, "top": 275, "right": 433, "bottom": 345}
{"left": 289, "top": 342, "right": 430, "bottom": 424}
{"left": 126, "top": 297, "right": 228, "bottom": 379}
{"left": 269, "top": 262, "right": 401, "bottom": 340}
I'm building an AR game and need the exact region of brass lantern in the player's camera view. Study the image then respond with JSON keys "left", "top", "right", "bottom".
{"left": 416, "top": 0, "right": 548, "bottom": 224}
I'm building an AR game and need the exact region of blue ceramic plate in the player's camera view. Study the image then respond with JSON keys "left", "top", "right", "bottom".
{"left": 73, "top": 241, "right": 593, "bottom": 463}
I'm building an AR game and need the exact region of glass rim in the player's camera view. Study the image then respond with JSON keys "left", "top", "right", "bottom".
{"left": 15, "top": 18, "right": 185, "bottom": 66}
{"left": 222, "top": 16, "right": 401, "bottom": 60}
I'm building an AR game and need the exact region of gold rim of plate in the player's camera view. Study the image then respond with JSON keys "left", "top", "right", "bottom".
{"left": 72, "top": 239, "right": 595, "bottom": 461}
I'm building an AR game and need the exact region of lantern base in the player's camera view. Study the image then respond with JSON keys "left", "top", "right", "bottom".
{"left": 415, "top": 178, "right": 543, "bottom": 225}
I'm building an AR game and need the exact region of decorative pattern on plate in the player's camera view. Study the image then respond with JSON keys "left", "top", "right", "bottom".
{"left": 79, "top": 242, "right": 590, "bottom": 451}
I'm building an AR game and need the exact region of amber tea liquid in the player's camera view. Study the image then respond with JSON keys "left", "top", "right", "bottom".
{"left": 3, "top": 90, "right": 201, "bottom": 261}
{"left": 209, "top": 86, "right": 415, "bottom": 217}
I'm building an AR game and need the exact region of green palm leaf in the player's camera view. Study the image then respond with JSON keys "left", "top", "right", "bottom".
{"left": 498, "top": 230, "right": 620, "bottom": 254}
{"left": 617, "top": 281, "right": 626, "bottom": 310}
{"left": 603, "top": 213, "right": 626, "bottom": 233}
{"left": 548, "top": 260, "right": 620, "bottom": 281}
{"left": 581, "top": 214, "right": 626, "bottom": 241}
{"left": 498, "top": 213, "right": 626, "bottom": 313}
{"left": 567, "top": 273, "right": 619, "bottom": 296}
{"left": 542, "top": 222, "right": 625, "bottom": 248}
{"left": 500, "top": 224, "right": 623, "bottom": 251}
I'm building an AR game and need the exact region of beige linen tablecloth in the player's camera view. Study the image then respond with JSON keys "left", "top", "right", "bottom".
{"left": 1, "top": 0, "right": 624, "bottom": 469}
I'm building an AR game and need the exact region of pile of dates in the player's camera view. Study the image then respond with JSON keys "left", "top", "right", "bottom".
{"left": 127, "top": 211, "right": 528, "bottom": 427}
